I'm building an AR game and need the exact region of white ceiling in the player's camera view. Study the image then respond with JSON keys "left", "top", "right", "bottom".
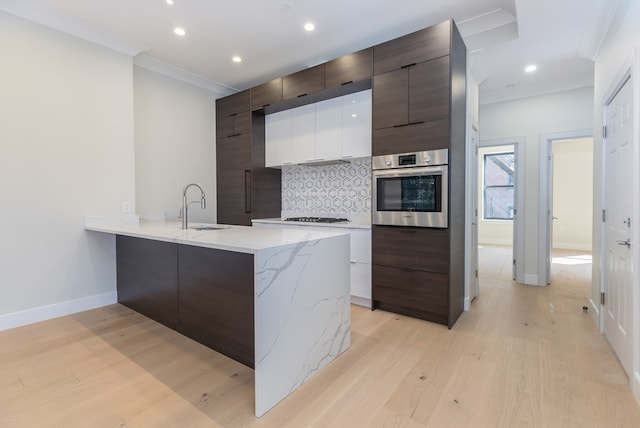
{"left": 0, "top": 0, "right": 619, "bottom": 104}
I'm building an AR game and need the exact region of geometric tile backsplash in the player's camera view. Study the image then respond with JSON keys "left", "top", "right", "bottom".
{"left": 281, "top": 157, "right": 371, "bottom": 217}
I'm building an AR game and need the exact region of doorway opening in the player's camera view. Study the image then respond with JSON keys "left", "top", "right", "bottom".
{"left": 477, "top": 138, "right": 524, "bottom": 289}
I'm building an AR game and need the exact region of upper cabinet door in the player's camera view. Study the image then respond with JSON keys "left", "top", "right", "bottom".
{"left": 372, "top": 68, "right": 408, "bottom": 129}
{"left": 251, "top": 78, "right": 283, "bottom": 111}
{"left": 409, "top": 56, "right": 450, "bottom": 123}
{"left": 315, "top": 97, "right": 343, "bottom": 161}
{"left": 325, "top": 48, "right": 373, "bottom": 88}
{"left": 265, "top": 110, "right": 292, "bottom": 167}
{"left": 283, "top": 64, "right": 326, "bottom": 100}
{"left": 341, "top": 90, "right": 372, "bottom": 158}
{"left": 373, "top": 20, "right": 451, "bottom": 75}
{"left": 290, "top": 104, "right": 316, "bottom": 162}
{"left": 216, "top": 89, "right": 250, "bottom": 116}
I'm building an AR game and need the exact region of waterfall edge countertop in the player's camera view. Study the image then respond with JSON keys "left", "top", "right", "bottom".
{"left": 84, "top": 219, "right": 349, "bottom": 254}
{"left": 84, "top": 217, "right": 351, "bottom": 417}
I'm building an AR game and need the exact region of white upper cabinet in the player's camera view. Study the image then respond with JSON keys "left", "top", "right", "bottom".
{"left": 315, "top": 97, "right": 343, "bottom": 161}
{"left": 341, "top": 90, "right": 372, "bottom": 159}
{"left": 265, "top": 110, "right": 292, "bottom": 167}
{"left": 265, "top": 90, "right": 371, "bottom": 167}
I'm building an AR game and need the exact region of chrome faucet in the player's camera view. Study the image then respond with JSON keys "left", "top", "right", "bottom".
{"left": 181, "top": 183, "right": 206, "bottom": 230}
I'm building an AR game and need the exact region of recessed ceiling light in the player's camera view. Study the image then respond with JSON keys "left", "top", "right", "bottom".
{"left": 166, "top": 0, "right": 174, "bottom": 5}
{"left": 232, "top": 56, "right": 242, "bottom": 63}
{"left": 174, "top": 27, "right": 186, "bottom": 36}
{"left": 304, "top": 22, "right": 315, "bottom": 32}
{"left": 524, "top": 64, "right": 537, "bottom": 73}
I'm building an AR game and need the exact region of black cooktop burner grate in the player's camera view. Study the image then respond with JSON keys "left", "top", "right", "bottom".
{"left": 284, "top": 217, "right": 349, "bottom": 223}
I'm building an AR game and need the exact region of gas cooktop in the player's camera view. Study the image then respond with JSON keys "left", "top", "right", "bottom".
{"left": 284, "top": 217, "right": 350, "bottom": 223}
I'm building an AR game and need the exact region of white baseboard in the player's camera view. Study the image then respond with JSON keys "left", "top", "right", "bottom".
{"left": 478, "top": 239, "right": 512, "bottom": 246}
{"left": 552, "top": 243, "right": 592, "bottom": 251}
{"left": 464, "top": 296, "right": 472, "bottom": 311}
{"left": 350, "top": 295, "right": 371, "bottom": 308}
{"left": 0, "top": 291, "right": 117, "bottom": 331}
{"left": 634, "top": 371, "right": 640, "bottom": 406}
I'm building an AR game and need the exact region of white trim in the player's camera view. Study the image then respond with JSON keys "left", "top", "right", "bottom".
{"left": 524, "top": 274, "right": 539, "bottom": 285}
{"left": 350, "top": 296, "right": 371, "bottom": 308}
{"left": 465, "top": 121, "right": 479, "bottom": 310}
{"left": 0, "top": 0, "right": 147, "bottom": 56}
{"left": 0, "top": 291, "right": 117, "bottom": 331}
{"left": 479, "top": 137, "right": 525, "bottom": 284}
{"left": 478, "top": 238, "right": 512, "bottom": 246}
{"left": 538, "top": 129, "right": 593, "bottom": 286}
{"left": 133, "top": 55, "right": 237, "bottom": 96}
{"left": 552, "top": 243, "right": 593, "bottom": 251}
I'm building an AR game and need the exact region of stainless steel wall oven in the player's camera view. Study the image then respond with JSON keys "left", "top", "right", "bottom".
{"left": 372, "top": 149, "right": 448, "bottom": 228}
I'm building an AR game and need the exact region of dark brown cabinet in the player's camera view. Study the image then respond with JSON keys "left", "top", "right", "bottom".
{"left": 251, "top": 77, "right": 283, "bottom": 110}
{"left": 116, "top": 235, "right": 179, "bottom": 329}
{"left": 371, "top": 19, "right": 467, "bottom": 329}
{"left": 372, "top": 226, "right": 451, "bottom": 325}
{"left": 283, "top": 64, "right": 325, "bottom": 100}
{"left": 116, "top": 237, "right": 256, "bottom": 368}
{"left": 373, "top": 55, "right": 450, "bottom": 131}
{"left": 372, "top": 119, "right": 449, "bottom": 156}
{"left": 178, "top": 245, "right": 254, "bottom": 368}
{"left": 373, "top": 20, "right": 451, "bottom": 75}
{"left": 216, "top": 94, "right": 281, "bottom": 225}
{"left": 325, "top": 48, "right": 373, "bottom": 88}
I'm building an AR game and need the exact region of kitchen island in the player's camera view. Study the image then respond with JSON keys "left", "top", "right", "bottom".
{"left": 85, "top": 220, "right": 350, "bottom": 417}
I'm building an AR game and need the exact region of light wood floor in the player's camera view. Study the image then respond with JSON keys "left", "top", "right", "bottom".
{"left": 1, "top": 246, "right": 639, "bottom": 427}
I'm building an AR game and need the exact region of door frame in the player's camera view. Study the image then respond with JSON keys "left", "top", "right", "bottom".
{"left": 478, "top": 137, "right": 525, "bottom": 284}
{"left": 538, "top": 129, "right": 593, "bottom": 286}
{"left": 465, "top": 121, "right": 479, "bottom": 309}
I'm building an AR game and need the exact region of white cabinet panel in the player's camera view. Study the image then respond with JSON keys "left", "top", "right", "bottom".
{"left": 341, "top": 89, "right": 372, "bottom": 159}
{"left": 290, "top": 104, "right": 316, "bottom": 162}
{"left": 265, "top": 110, "right": 292, "bottom": 167}
{"left": 265, "top": 90, "right": 371, "bottom": 167}
{"left": 349, "top": 228, "right": 372, "bottom": 263}
{"left": 315, "top": 97, "right": 343, "bottom": 161}
{"left": 350, "top": 262, "right": 372, "bottom": 301}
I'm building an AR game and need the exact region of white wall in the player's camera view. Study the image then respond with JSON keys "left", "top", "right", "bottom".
{"left": 479, "top": 86, "right": 594, "bottom": 285}
{"left": 0, "top": 12, "right": 135, "bottom": 326}
{"left": 552, "top": 138, "right": 593, "bottom": 250}
{"left": 133, "top": 66, "right": 219, "bottom": 223}
{"left": 592, "top": 0, "right": 640, "bottom": 403}
{"left": 478, "top": 145, "right": 514, "bottom": 245}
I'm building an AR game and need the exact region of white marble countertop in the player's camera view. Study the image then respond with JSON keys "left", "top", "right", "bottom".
{"left": 252, "top": 218, "right": 371, "bottom": 230}
{"left": 84, "top": 219, "right": 348, "bottom": 254}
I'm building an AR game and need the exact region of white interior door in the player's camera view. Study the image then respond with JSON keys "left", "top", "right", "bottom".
{"left": 603, "top": 75, "right": 633, "bottom": 378}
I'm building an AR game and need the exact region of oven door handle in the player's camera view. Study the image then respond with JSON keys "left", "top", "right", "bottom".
{"left": 373, "top": 165, "right": 446, "bottom": 178}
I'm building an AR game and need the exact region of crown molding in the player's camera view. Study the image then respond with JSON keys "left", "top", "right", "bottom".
{"left": 133, "top": 55, "right": 237, "bottom": 96}
{"left": 0, "top": 0, "right": 147, "bottom": 56}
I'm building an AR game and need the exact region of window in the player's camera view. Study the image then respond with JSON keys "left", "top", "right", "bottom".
{"left": 483, "top": 152, "right": 515, "bottom": 220}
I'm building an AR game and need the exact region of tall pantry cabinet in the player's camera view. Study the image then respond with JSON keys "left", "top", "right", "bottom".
{"left": 216, "top": 90, "right": 281, "bottom": 225}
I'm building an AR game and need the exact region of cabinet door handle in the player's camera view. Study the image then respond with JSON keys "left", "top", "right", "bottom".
{"left": 227, "top": 133, "right": 241, "bottom": 137}
{"left": 341, "top": 80, "right": 354, "bottom": 86}
{"left": 244, "top": 170, "right": 252, "bottom": 214}
{"left": 297, "top": 93, "right": 308, "bottom": 98}
{"left": 393, "top": 121, "right": 425, "bottom": 129}
{"left": 262, "top": 103, "right": 271, "bottom": 108}
{"left": 401, "top": 63, "right": 417, "bottom": 69}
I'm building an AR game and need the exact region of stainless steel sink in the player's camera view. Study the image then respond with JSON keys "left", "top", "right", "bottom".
{"left": 190, "top": 226, "right": 224, "bottom": 231}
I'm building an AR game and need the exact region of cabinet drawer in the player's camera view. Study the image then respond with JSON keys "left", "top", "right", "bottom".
{"left": 372, "top": 265, "right": 448, "bottom": 316}
{"left": 217, "top": 111, "right": 251, "bottom": 137}
{"left": 373, "top": 20, "right": 451, "bottom": 75}
{"left": 372, "top": 226, "right": 449, "bottom": 274}
{"left": 372, "top": 119, "right": 449, "bottom": 156}
{"left": 251, "top": 78, "right": 283, "bottom": 110}
{"left": 216, "top": 89, "right": 250, "bottom": 116}
{"left": 283, "top": 64, "right": 326, "bottom": 99}
{"left": 325, "top": 48, "right": 373, "bottom": 88}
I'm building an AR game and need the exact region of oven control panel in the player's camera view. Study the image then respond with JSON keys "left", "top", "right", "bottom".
{"left": 373, "top": 148, "right": 448, "bottom": 170}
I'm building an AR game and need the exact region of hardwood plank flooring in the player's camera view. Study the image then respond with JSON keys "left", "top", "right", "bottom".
{"left": 1, "top": 246, "right": 638, "bottom": 427}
